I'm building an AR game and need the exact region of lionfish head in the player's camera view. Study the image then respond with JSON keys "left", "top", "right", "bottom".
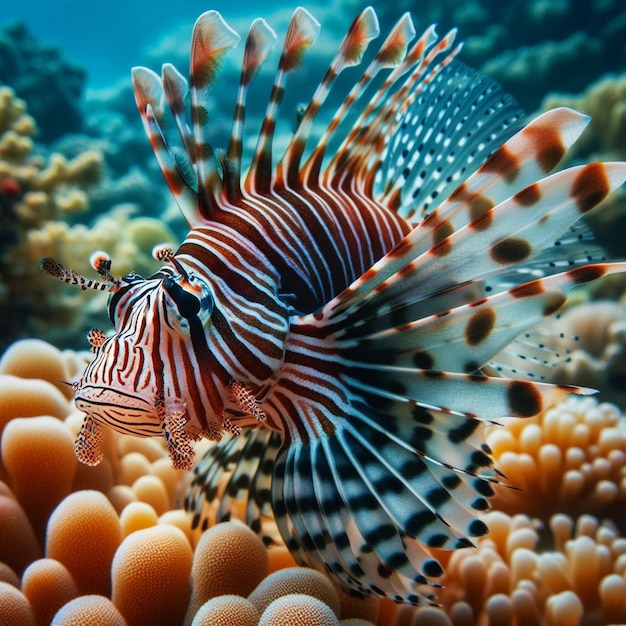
{"left": 40, "top": 248, "right": 219, "bottom": 469}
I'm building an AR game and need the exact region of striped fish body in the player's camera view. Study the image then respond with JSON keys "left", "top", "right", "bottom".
{"left": 40, "top": 7, "right": 626, "bottom": 604}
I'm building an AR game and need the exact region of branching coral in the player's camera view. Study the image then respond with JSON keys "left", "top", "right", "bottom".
{"left": 542, "top": 71, "right": 626, "bottom": 163}
{"left": 0, "top": 87, "right": 179, "bottom": 351}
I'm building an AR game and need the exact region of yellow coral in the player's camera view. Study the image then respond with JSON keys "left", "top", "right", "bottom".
{"left": 543, "top": 71, "right": 626, "bottom": 161}
{"left": 0, "top": 88, "right": 35, "bottom": 137}
{"left": 487, "top": 396, "right": 626, "bottom": 521}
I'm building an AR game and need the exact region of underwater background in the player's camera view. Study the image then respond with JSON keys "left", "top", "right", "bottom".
{"left": 1, "top": 1, "right": 626, "bottom": 624}
{"left": 1, "top": 0, "right": 625, "bottom": 352}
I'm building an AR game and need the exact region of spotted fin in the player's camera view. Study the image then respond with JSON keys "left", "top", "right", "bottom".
{"left": 262, "top": 158, "right": 626, "bottom": 603}
{"left": 266, "top": 314, "right": 591, "bottom": 602}
{"left": 376, "top": 60, "right": 524, "bottom": 222}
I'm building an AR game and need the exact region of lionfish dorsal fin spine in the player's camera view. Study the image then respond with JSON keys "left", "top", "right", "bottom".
{"left": 277, "top": 7, "right": 380, "bottom": 189}
{"left": 131, "top": 68, "right": 202, "bottom": 227}
{"left": 348, "top": 31, "right": 461, "bottom": 195}
{"left": 245, "top": 7, "right": 320, "bottom": 195}
{"left": 161, "top": 63, "right": 195, "bottom": 158}
{"left": 189, "top": 11, "right": 241, "bottom": 216}
{"left": 302, "top": 12, "right": 417, "bottom": 186}
{"left": 331, "top": 108, "right": 592, "bottom": 315}
{"left": 324, "top": 25, "right": 450, "bottom": 187}
{"left": 224, "top": 18, "right": 278, "bottom": 202}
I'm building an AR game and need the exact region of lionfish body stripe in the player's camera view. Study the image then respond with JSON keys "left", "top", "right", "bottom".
{"left": 40, "top": 7, "right": 626, "bottom": 603}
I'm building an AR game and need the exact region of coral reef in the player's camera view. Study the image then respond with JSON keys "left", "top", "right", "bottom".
{"left": 538, "top": 301, "right": 626, "bottom": 406}
{"left": 0, "top": 86, "right": 178, "bottom": 351}
{"left": 486, "top": 396, "right": 626, "bottom": 528}
{"left": 542, "top": 71, "right": 626, "bottom": 164}
{"left": 1, "top": 337, "right": 626, "bottom": 625}
{"left": 0, "top": 22, "right": 85, "bottom": 143}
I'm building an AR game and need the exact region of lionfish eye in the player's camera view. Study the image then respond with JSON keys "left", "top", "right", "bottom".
{"left": 163, "top": 277, "right": 202, "bottom": 318}
{"left": 153, "top": 244, "right": 214, "bottom": 325}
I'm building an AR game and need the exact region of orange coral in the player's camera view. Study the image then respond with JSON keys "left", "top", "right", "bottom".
{"left": 257, "top": 593, "right": 340, "bottom": 625}
{"left": 0, "top": 581, "right": 36, "bottom": 626}
{"left": 51, "top": 595, "right": 127, "bottom": 626}
{"left": 184, "top": 521, "right": 269, "bottom": 624}
{"left": 487, "top": 397, "right": 626, "bottom": 523}
{"left": 2, "top": 337, "right": 626, "bottom": 625}
{"left": 189, "top": 595, "right": 259, "bottom": 626}
{"left": 111, "top": 525, "right": 193, "bottom": 626}
{"left": 46, "top": 490, "right": 121, "bottom": 596}
{"left": 0, "top": 338, "right": 73, "bottom": 399}
{"left": 2, "top": 416, "right": 77, "bottom": 541}
{"left": 0, "top": 375, "right": 69, "bottom": 435}
{"left": 21, "top": 558, "right": 79, "bottom": 626}
{"left": 119, "top": 501, "right": 158, "bottom": 537}
{"left": 248, "top": 567, "right": 341, "bottom": 618}
{"left": 0, "top": 487, "right": 41, "bottom": 575}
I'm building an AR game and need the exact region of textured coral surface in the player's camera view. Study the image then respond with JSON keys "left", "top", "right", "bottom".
{"left": 1, "top": 338, "right": 626, "bottom": 625}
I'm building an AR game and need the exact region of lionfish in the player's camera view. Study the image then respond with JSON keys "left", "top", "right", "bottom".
{"left": 41, "top": 6, "right": 626, "bottom": 604}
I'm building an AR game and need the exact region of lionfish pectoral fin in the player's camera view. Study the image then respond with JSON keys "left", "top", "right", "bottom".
{"left": 161, "top": 398, "right": 197, "bottom": 471}
{"left": 74, "top": 415, "right": 104, "bottom": 467}
{"left": 186, "top": 428, "right": 282, "bottom": 543}
{"left": 267, "top": 309, "right": 599, "bottom": 602}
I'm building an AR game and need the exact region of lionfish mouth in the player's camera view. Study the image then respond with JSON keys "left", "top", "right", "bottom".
{"left": 74, "top": 384, "right": 161, "bottom": 436}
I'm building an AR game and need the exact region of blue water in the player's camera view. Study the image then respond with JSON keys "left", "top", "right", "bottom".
{"left": 2, "top": 0, "right": 624, "bottom": 96}
{"left": 0, "top": 0, "right": 296, "bottom": 88}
